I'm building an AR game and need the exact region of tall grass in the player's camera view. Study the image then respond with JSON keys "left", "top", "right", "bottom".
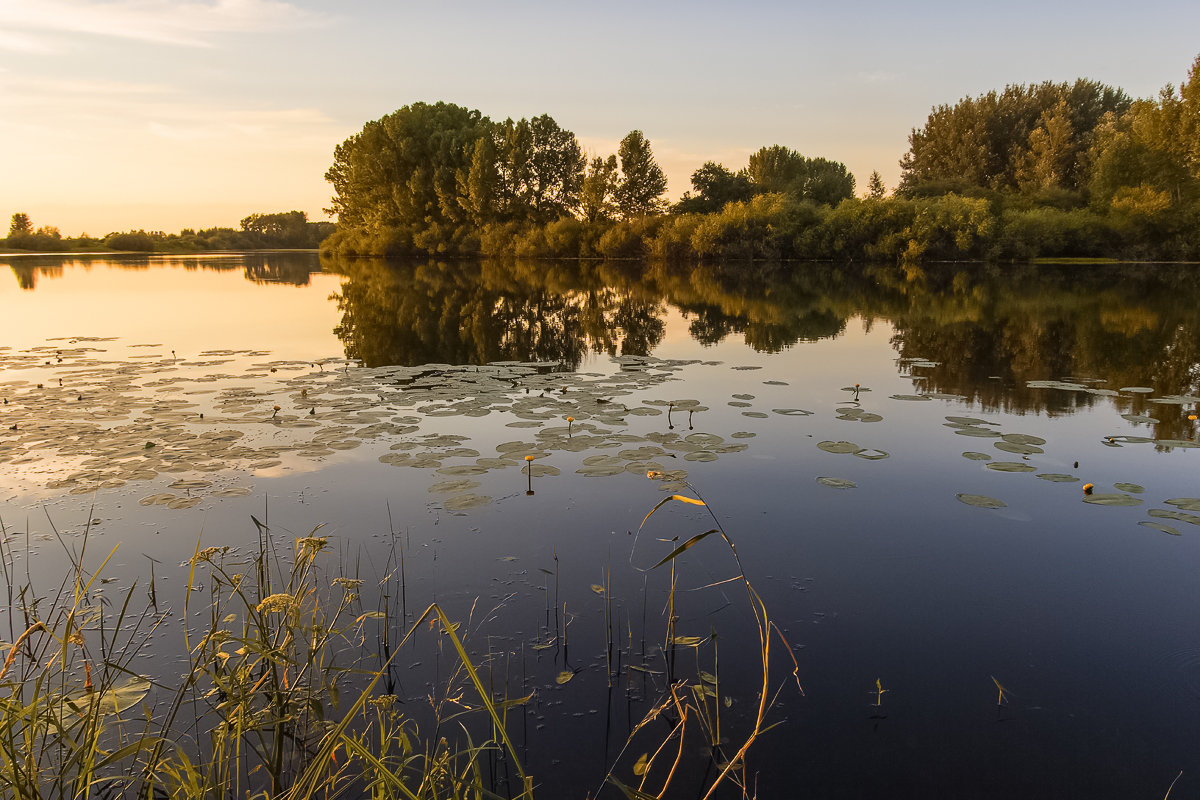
{"left": 0, "top": 488, "right": 798, "bottom": 799}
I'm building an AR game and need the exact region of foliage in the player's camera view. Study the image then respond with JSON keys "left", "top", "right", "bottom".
{"left": 615, "top": 130, "right": 669, "bottom": 219}
{"left": 674, "top": 162, "right": 755, "bottom": 214}
{"left": 899, "top": 79, "right": 1132, "bottom": 195}
{"left": 867, "top": 171, "right": 886, "bottom": 199}
{"left": 746, "top": 145, "right": 856, "bottom": 205}
{"left": 690, "top": 193, "right": 824, "bottom": 260}
{"left": 8, "top": 213, "right": 32, "bottom": 237}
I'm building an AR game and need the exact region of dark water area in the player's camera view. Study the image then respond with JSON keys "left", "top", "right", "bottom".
{"left": 1, "top": 253, "right": 1199, "bottom": 798}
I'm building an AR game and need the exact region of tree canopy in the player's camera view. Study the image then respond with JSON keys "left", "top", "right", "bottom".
{"left": 899, "top": 79, "right": 1132, "bottom": 195}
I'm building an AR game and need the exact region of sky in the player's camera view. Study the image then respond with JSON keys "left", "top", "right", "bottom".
{"left": 1, "top": 0, "right": 1198, "bottom": 236}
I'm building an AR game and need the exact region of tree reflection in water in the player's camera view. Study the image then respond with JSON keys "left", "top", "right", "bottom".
{"left": 326, "top": 256, "right": 1200, "bottom": 436}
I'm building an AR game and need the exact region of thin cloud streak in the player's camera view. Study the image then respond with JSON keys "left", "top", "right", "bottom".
{"left": 0, "top": 0, "right": 324, "bottom": 48}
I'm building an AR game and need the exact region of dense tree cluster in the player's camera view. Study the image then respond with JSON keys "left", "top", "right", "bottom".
{"left": 1, "top": 211, "right": 335, "bottom": 253}
{"left": 325, "top": 53, "right": 1200, "bottom": 262}
{"left": 898, "top": 79, "right": 1132, "bottom": 196}
{"left": 322, "top": 102, "right": 673, "bottom": 256}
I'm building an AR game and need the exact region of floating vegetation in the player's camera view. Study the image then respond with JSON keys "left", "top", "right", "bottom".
{"left": 1082, "top": 493, "right": 1144, "bottom": 507}
{"left": 953, "top": 427, "right": 1003, "bottom": 438}
{"left": 443, "top": 493, "right": 492, "bottom": 511}
{"left": 889, "top": 394, "right": 932, "bottom": 401}
{"left": 772, "top": 408, "right": 813, "bottom": 416}
{"left": 986, "top": 462, "right": 1037, "bottom": 473}
{"left": 1165, "top": 498, "right": 1200, "bottom": 512}
{"left": 946, "top": 416, "right": 998, "bottom": 426}
{"left": 1036, "top": 473, "right": 1080, "bottom": 483}
{"left": 1148, "top": 508, "right": 1200, "bottom": 526}
{"left": 994, "top": 441, "right": 1044, "bottom": 455}
{"left": 962, "top": 451, "right": 992, "bottom": 461}
{"left": 817, "top": 441, "right": 860, "bottom": 454}
{"left": 956, "top": 493, "right": 1006, "bottom": 509}
{"left": 1002, "top": 433, "right": 1047, "bottom": 446}
{"left": 1108, "top": 435, "right": 1154, "bottom": 444}
{"left": 1, "top": 343, "right": 770, "bottom": 507}
{"left": 429, "top": 479, "right": 482, "bottom": 494}
{"left": 1113, "top": 482, "right": 1145, "bottom": 494}
{"left": 1139, "top": 521, "right": 1182, "bottom": 535}
{"left": 816, "top": 477, "right": 857, "bottom": 489}
{"left": 836, "top": 408, "right": 883, "bottom": 423}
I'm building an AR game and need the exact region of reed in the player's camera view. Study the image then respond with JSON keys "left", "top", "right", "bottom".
{"left": 0, "top": 485, "right": 798, "bottom": 800}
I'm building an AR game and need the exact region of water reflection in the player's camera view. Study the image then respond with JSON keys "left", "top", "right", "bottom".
{"left": 9, "top": 254, "right": 1200, "bottom": 430}
{"left": 325, "top": 256, "right": 1200, "bottom": 422}
{"left": 326, "top": 258, "right": 666, "bottom": 368}
{"left": 6, "top": 252, "right": 322, "bottom": 290}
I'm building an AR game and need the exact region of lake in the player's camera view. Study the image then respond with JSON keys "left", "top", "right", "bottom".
{"left": 2, "top": 253, "right": 1199, "bottom": 798}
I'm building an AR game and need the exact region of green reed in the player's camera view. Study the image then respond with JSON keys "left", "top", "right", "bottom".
{"left": 0, "top": 485, "right": 797, "bottom": 800}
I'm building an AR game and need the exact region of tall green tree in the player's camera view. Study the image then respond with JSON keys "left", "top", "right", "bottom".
{"left": 1087, "top": 55, "right": 1200, "bottom": 209}
{"left": 240, "top": 211, "right": 310, "bottom": 247}
{"left": 581, "top": 155, "right": 620, "bottom": 222}
{"left": 525, "top": 114, "right": 586, "bottom": 221}
{"left": 899, "top": 79, "right": 1131, "bottom": 195}
{"left": 615, "top": 131, "right": 668, "bottom": 218}
{"left": 8, "top": 213, "right": 32, "bottom": 237}
{"left": 747, "top": 146, "right": 807, "bottom": 193}
{"left": 460, "top": 135, "right": 501, "bottom": 225}
{"left": 867, "top": 171, "right": 887, "bottom": 199}
{"left": 746, "top": 146, "right": 855, "bottom": 205}
{"left": 325, "top": 102, "right": 491, "bottom": 238}
{"left": 674, "top": 162, "right": 755, "bottom": 213}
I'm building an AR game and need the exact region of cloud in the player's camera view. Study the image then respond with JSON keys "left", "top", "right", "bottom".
{"left": 0, "top": 0, "right": 324, "bottom": 48}
{"left": 0, "top": 29, "right": 56, "bottom": 53}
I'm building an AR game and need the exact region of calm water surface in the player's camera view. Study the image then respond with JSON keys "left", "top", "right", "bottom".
{"left": 2, "top": 253, "right": 1199, "bottom": 798}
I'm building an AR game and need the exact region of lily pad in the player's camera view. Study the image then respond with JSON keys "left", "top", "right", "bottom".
{"left": 889, "top": 394, "right": 931, "bottom": 401}
{"left": 817, "top": 441, "right": 860, "bottom": 454}
{"left": 1036, "top": 473, "right": 1080, "bottom": 483}
{"left": 954, "top": 427, "right": 1003, "bottom": 438}
{"left": 816, "top": 477, "right": 857, "bottom": 489}
{"left": 1083, "top": 493, "right": 1143, "bottom": 507}
{"left": 957, "top": 493, "right": 1006, "bottom": 509}
{"left": 986, "top": 462, "right": 1036, "bottom": 473}
{"left": 1002, "top": 433, "right": 1047, "bottom": 446}
{"left": 772, "top": 408, "right": 813, "bottom": 416}
{"left": 852, "top": 448, "right": 889, "bottom": 460}
{"left": 995, "top": 441, "right": 1044, "bottom": 455}
{"left": 947, "top": 416, "right": 996, "bottom": 426}
{"left": 1113, "top": 482, "right": 1145, "bottom": 494}
{"left": 443, "top": 493, "right": 492, "bottom": 511}
{"left": 429, "top": 479, "right": 481, "bottom": 494}
{"left": 1148, "top": 508, "right": 1200, "bottom": 526}
{"left": 1165, "top": 498, "right": 1200, "bottom": 512}
{"left": 1139, "top": 521, "right": 1181, "bottom": 536}
{"left": 962, "top": 451, "right": 992, "bottom": 461}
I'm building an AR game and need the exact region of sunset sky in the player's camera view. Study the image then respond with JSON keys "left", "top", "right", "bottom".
{"left": 2, "top": 0, "right": 1198, "bottom": 236}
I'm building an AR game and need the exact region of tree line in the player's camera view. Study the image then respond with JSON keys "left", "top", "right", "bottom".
{"left": 326, "top": 52, "right": 1200, "bottom": 262}
{"left": 1, "top": 211, "right": 335, "bottom": 253}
